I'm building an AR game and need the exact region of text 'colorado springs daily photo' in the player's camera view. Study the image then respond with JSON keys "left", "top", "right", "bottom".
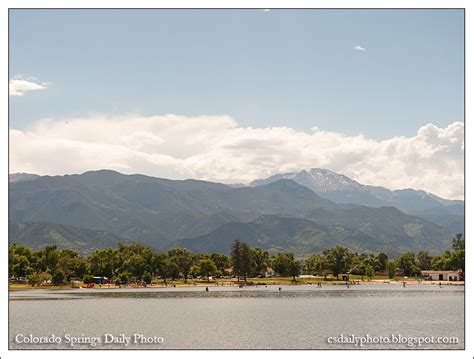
{"left": 8, "top": 8, "right": 464, "bottom": 350}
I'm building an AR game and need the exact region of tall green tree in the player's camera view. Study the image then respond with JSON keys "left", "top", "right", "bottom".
{"left": 375, "top": 252, "right": 388, "bottom": 272}
{"left": 231, "top": 240, "right": 243, "bottom": 281}
{"left": 450, "top": 233, "right": 465, "bottom": 274}
{"left": 150, "top": 252, "right": 168, "bottom": 279}
{"left": 323, "top": 245, "right": 353, "bottom": 280}
{"left": 365, "top": 264, "right": 374, "bottom": 281}
{"left": 58, "top": 249, "right": 87, "bottom": 281}
{"left": 231, "top": 240, "right": 252, "bottom": 282}
{"left": 272, "top": 252, "right": 300, "bottom": 280}
{"left": 250, "top": 248, "right": 269, "bottom": 276}
{"left": 272, "top": 253, "right": 291, "bottom": 276}
{"left": 168, "top": 248, "right": 194, "bottom": 283}
{"left": 289, "top": 258, "right": 301, "bottom": 281}
{"left": 452, "top": 233, "right": 465, "bottom": 251}
{"left": 195, "top": 259, "right": 218, "bottom": 282}
{"left": 304, "top": 254, "right": 328, "bottom": 276}
{"left": 431, "top": 251, "right": 452, "bottom": 270}
{"left": 126, "top": 254, "right": 147, "bottom": 279}
{"left": 9, "top": 244, "right": 35, "bottom": 278}
{"left": 451, "top": 250, "right": 465, "bottom": 273}
{"left": 416, "top": 251, "right": 432, "bottom": 270}
{"left": 387, "top": 260, "right": 397, "bottom": 279}
{"left": 88, "top": 248, "right": 116, "bottom": 278}
{"left": 210, "top": 253, "right": 230, "bottom": 275}
{"left": 37, "top": 245, "right": 60, "bottom": 274}
{"left": 10, "top": 255, "right": 31, "bottom": 278}
{"left": 398, "top": 252, "right": 420, "bottom": 276}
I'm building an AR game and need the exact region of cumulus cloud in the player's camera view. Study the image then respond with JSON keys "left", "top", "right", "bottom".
{"left": 353, "top": 45, "right": 367, "bottom": 51}
{"left": 9, "top": 114, "right": 464, "bottom": 199}
{"left": 9, "top": 76, "right": 48, "bottom": 96}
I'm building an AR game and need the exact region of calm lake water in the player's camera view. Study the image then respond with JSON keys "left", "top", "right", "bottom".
{"left": 9, "top": 284, "right": 464, "bottom": 349}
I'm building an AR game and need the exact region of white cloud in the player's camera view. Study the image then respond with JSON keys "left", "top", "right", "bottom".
{"left": 9, "top": 77, "right": 48, "bottom": 96}
{"left": 353, "top": 45, "right": 367, "bottom": 51}
{"left": 9, "top": 114, "right": 464, "bottom": 199}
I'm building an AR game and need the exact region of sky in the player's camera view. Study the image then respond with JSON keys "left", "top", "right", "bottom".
{"left": 8, "top": 9, "right": 465, "bottom": 199}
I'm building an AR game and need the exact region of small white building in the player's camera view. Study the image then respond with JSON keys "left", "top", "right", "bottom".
{"left": 421, "top": 270, "right": 462, "bottom": 281}
{"left": 261, "top": 267, "right": 275, "bottom": 278}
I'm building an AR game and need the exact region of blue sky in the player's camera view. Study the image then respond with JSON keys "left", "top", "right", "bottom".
{"left": 8, "top": 9, "right": 465, "bottom": 198}
{"left": 9, "top": 9, "right": 464, "bottom": 139}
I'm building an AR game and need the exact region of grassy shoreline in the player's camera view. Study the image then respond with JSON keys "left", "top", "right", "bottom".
{"left": 9, "top": 276, "right": 465, "bottom": 291}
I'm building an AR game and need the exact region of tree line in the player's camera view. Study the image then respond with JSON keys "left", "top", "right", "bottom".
{"left": 9, "top": 234, "right": 464, "bottom": 286}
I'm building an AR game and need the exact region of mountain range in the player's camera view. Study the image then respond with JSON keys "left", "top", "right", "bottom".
{"left": 250, "top": 168, "right": 464, "bottom": 233}
{"left": 9, "top": 169, "right": 463, "bottom": 256}
{"left": 9, "top": 173, "right": 41, "bottom": 183}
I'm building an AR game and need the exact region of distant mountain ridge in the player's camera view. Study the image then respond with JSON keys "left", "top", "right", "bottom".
{"left": 250, "top": 167, "right": 462, "bottom": 208}
{"left": 250, "top": 168, "right": 464, "bottom": 233}
{"left": 9, "top": 170, "right": 460, "bottom": 255}
{"left": 174, "top": 215, "right": 379, "bottom": 255}
{"left": 9, "top": 170, "right": 337, "bottom": 250}
{"left": 9, "top": 173, "right": 40, "bottom": 183}
{"left": 174, "top": 213, "right": 450, "bottom": 256}
{"left": 10, "top": 169, "right": 463, "bottom": 211}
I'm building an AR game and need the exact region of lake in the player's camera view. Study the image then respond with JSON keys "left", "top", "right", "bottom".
{"left": 9, "top": 284, "right": 464, "bottom": 349}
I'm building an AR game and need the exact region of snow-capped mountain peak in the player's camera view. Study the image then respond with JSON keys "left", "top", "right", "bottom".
{"left": 250, "top": 167, "right": 462, "bottom": 217}
{"left": 298, "top": 168, "right": 364, "bottom": 192}
{"left": 250, "top": 168, "right": 364, "bottom": 192}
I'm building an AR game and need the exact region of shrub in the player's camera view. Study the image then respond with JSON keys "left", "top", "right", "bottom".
{"left": 118, "top": 272, "right": 129, "bottom": 284}
{"left": 143, "top": 271, "right": 152, "bottom": 284}
{"left": 52, "top": 270, "right": 66, "bottom": 285}
{"left": 27, "top": 273, "right": 39, "bottom": 286}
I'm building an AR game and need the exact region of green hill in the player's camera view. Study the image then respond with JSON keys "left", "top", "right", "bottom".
{"left": 9, "top": 221, "right": 124, "bottom": 253}
{"left": 9, "top": 170, "right": 455, "bottom": 255}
